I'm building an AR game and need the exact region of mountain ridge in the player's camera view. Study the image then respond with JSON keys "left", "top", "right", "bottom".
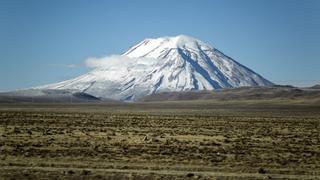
{"left": 38, "top": 35, "right": 273, "bottom": 101}
{"left": 138, "top": 85, "right": 320, "bottom": 102}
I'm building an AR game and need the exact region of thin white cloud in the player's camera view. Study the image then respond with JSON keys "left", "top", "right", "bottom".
{"left": 66, "top": 64, "right": 78, "bottom": 68}
{"left": 85, "top": 55, "right": 158, "bottom": 69}
{"left": 49, "top": 64, "right": 79, "bottom": 68}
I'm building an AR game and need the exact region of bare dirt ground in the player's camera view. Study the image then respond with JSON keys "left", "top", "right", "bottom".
{"left": 0, "top": 101, "right": 319, "bottom": 179}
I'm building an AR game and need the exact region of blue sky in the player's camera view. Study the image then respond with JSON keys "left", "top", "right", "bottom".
{"left": 0, "top": 0, "right": 319, "bottom": 91}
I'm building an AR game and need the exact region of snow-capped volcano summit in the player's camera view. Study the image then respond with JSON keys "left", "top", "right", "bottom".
{"left": 39, "top": 35, "right": 273, "bottom": 101}
{"left": 123, "top": 35, "right": 212, "bottom": 57}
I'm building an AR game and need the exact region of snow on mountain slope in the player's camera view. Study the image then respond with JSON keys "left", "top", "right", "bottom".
{"left": 39, "top": 35, "right": 273, "bottom": 101}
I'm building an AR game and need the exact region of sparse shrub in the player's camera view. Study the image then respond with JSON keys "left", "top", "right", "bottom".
{"left": 81, "top": 170, "right": 91, "bottom": 175}
{"left": 186, "top": 173, "right": 194, "bottom": 177}
{"left": 258, "top": 167, "right": 266, "bottom": 174}
{"left": 13, "top": 127, "right": 21, "bottom": 133}
{"left": 67, "top": 170, "right": 75, "bottom": 175}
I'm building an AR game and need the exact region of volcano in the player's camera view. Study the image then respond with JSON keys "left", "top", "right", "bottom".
{"left": 39, "top": 35, "right": 273, "bottom": 101}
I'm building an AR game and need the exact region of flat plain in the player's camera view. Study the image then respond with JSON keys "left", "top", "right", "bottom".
{"left": 0, "top": 100, "right": 319, "bottom": 179}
